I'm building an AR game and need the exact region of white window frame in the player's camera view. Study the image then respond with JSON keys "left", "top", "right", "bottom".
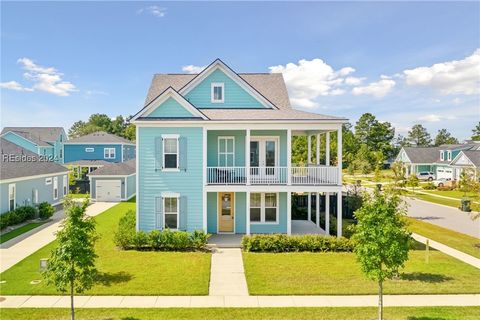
{"left": 162, "top": 134, "right": 180, "bottom": 172}
{"left": 53, "top": 177, "right": 58, "bottom": 200}
{"left": 218, "top": 136, "right": 235, "bottom": 167}
{"left": 85, "top": 147, "right": 94, "bottom": 153}
{"left": 32, "top": 188, "right": 38, "bottom": 205}
{"left": 163, "top": 193, "right": 180, "bottom": 230}
{"left": 211, "top": 82, "right": 225, "bottom": 103}
{"left": 447, "top": 151, "right": 452, "bottom": 161}
{"left": 8, "top": 183, "right": 16, "bottom": 211}
{"left": 59, "top": 148, "right": 63, "bottom": 159}
{"left": 45, "top": 177, "right": 52, "bottom": 185}
{"left": 440, "top": 150, "right": 444, "bottom": 161}
{"left": 63, "top": 175, "right": 68, "bottom": 196}
{"left": 104, "top": 148, "right": 116, "bottom": 159}
{"left": 250, "top": 192, "right": 279, "bottom": 224}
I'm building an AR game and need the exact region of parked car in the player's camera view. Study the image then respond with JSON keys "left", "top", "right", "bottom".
{"left": 417, "top": 171, "right": 435, "bottom": 181}
{"left": 432, "top": 178, "right": 452, "bottom": 187}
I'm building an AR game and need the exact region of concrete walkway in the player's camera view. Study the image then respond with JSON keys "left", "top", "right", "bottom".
{"left": 1, "top": 294, "right": 479, "bottom": 308}
{"left": 405, "top": 197, "right": 480, "bottom": 238}
{"left": 412, "top": 233, "right": 480, "bottom": 269}
{"left": 0, "top": 202, "right": 117, "bottom": 273}
{"left": 209, "top": 248, "right": 248, "bottom": 296}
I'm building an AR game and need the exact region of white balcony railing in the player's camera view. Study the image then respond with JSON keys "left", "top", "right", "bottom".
{"left": 206, "top": 166, "right": 339, "bottom": 185}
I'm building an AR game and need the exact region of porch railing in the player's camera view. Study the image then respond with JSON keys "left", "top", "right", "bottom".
{"left": 206, "top": 166, "right": 339, "bottom": 185}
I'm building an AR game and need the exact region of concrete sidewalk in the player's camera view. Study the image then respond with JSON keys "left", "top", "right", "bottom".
{"left": 1, "top": 294, "right": 479, "bottom": 308}
{"left": 209, "top": 248, "right": 249, "bottom": 296}
{"left": 0, "top": 202, "right": 117, "bottom": 273}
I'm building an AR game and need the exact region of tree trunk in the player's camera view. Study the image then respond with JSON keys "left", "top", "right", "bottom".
{"left": 70, "top": 279, "right": 75, "bottom": 320}
{"left": 378, "top": 279, "right": 383, "bottom": 320}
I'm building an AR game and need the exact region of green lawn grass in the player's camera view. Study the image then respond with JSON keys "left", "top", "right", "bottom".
{"left": 2, "top": 307, "right": 480, "bottom": 320}
{"left": 421, "top": 189, "right": 478, "bottom": 200}
{"left": 407, "top": 217, "right": 480, "bottom": 258}
{"left": 243, "top": 249, "right": 480, "bottom": 295}
{"left": 0, "top": 201, "right": 211, "bottom": 295}
{"left": 69, "top": 193, "right": 89, "bottom": 198}
{"left": 0, "top": 222, "right": 46, "bottom": 244}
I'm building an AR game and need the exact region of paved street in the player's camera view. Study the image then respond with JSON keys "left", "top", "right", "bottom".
{"left": 405, "top": 197, "right": 480, "bottom": 238}
{"left": 0, "top": 202, "right": 117, "bottom": 273}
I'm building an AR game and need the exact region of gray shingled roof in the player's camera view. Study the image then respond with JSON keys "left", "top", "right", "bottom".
{"left": 1, "top": 127, "right": 64, "bottom": 147}
{"left": 141, "top": 73, "right": 345, "bottom": 121}
{"left": 65, "top": 131, "right": 134, "bottom": 144}
{"left": 459, "top": 151, "right": 480, "bottom": 167}
{"left": 0, "top": 138, "right": 68, "bottom": 180}
{"left": 64, "top": 159, "right": 112, "bottom": 166}
{"left": 402, "top": 147, "right": 442, "bottom": 163}
{"left": 88, "top": 159, "right": 135, "bottom": 176}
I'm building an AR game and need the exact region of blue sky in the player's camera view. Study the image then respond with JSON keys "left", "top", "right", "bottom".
{"left": 1, "top": 1, "right": 479, "bottom": 140}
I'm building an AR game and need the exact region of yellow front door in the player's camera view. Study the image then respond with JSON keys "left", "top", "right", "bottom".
{"left": 218, "top": 192, "right": 234, "bottom": 233}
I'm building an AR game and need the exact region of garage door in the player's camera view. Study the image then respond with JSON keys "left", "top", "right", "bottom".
{"left": 436, "top": 167, "right": 453, "bottom": 180}
{"left": 96, "top": 180, "right": 121, "bottom": 202}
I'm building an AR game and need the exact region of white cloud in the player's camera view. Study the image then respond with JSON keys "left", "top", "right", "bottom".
{"left": 182, "top": 65, "right": 206, "bottom": 74}
{"left": 269, "top": 58, "right": 359, "bottom": 109}
{"left": 0, "top": 80, "right": 33, "bottom": 92}
{"left": 419, "top": 114, "right": 455, "bottom": 122}
{"left": 345, "top": 76, "right": 365, "bottom": 86}
{"left": 137, "top": 6, "right": 166, "bottom": 18}
{"left": 352, "top": 79, "right": 396, "bottom": 98}
{"left": 403, "top": 49, "right": 480, "bottom": 95}
{"left": 2, "top": 58, "right": 77, "bottom": 96}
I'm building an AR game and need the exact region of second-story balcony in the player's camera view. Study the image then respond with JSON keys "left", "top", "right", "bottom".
{"left": 206, "top": 165, "right": 339, "bottom": 185}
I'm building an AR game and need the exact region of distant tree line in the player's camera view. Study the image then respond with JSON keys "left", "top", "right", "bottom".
{"left": 68, "top": 114, "right": 136, "bottom": 141}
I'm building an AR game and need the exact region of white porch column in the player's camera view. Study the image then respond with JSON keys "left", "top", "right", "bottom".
{"left": 325, "top": 192, "right": 330, "bottom": 235}
{"left": 307, "top": 135, "right": 311, "bottom": 165}
{"left": 326, "top": 132, "right": 330, "bottom": 166}
{"left": 287, "top": 129, "right": 292, "bottom": 185}
{"left": 246, "top": 129, "right": 251, "bottom": 185}
{"left": 316, "top": 133, "right": 320, "bottom": 165}
{"left": 246, "top": 191, "right": 251, "bottom": 235}
{"left": 202, "top": 127, "right": 208, "bottom": 232}
{"left": 315, "top": 192, "right": 320, "bottom": 227}
{"left": 307, "top": 193, "right": 311, "bottom": 222}
{"left": 337, "top": 190, "right": 343, "bottom": 238}
{"left": 287, "top": 191, "right": 292, "bottom": 235}
{"left": 337, "top": 126, "right": 342, "bottom": 185}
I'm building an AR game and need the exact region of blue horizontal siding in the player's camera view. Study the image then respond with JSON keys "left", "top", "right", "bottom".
{"left": 147, "top": 97, "right": 196, "bottom": 118}
{"left": 2, "top": 132, "right": 38, "bottom": 154}
{"left": 64, "top": 144, "right": 123, "bottom": 163}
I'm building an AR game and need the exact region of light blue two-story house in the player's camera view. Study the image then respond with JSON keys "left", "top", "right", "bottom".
{"left": 1, "top": 127, "right": 67, "bottom": 163}
{"left": 132, "top": 59, "right": 347, "bottom": 237}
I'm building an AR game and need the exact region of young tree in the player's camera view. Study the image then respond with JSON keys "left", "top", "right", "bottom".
{"left": 406, "top": 174, "right": 419, "bottom": 192}
{"left": 408, "top": 124, "right": 432, "bottom": 146}
{"left": 472, "top": 122, "right": 480, "bottom": 141}
{"left": 352, "top": 191, "right": 411, "bottom": 320}
{"left": 391, "top": 161, "right": 406, "bottom": 189}
{"left": 434, "top": 129, "right": 458, "bottom": 146}
{"left": 43, "top": 198, "right": 98, "bottom": 320}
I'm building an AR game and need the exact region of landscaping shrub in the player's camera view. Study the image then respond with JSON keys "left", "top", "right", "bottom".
{"left": 242, "top": 234, "right": 355, "bottom": 252}
{"left": 0, "top": 205, "right": 38, "bottom": 229}
{"left": 38, "top": 202, "right": 55, "bottom": 220}
{"left": 114, "top": 211, "right": 210, "bottom": 251}
{"left": 423, "top": 182, "right": 436, "bottom": 190}
{"left": 437, "top": 186, "right": 455, "bottom": 191}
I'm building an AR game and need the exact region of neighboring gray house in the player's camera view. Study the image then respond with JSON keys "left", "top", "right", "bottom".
{"left": 395, "top": 142, "right": 480, "bottom": 180}
{"left": 87, "top": 159, "right": 136, "bottom": 202}
{"left": 450, "top": 150, "right": 480, "bottom": 181}
{"left": 1, "top": 138, "right": 69, "bottom": 213}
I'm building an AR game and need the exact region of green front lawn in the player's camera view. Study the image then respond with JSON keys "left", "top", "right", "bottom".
{"left": 2, "top": 307, "right": 480, "bottom": 320}
{"left": 0, "top": 222, "right": 46, "bottom": 244}
{"left": 69, "top": 193, "right": 89, "bottom": 198}
{"left": 0, "top": 202, "right": 211, "bottom": 295}
{"left": 243, "top": 249, "right": 480, "bottom": 295}
{"left": 407, "top": 217, "right": 480, "bottom": 258}
{"left": 422, "top": 189, "right": 478, "bottom": 200}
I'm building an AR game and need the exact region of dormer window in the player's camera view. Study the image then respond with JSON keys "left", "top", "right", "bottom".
{"left": 447, "top": 151, "right": 452, "bottom": 161}
{"left": 211, "top": 83, "right": 224, "bottom": 103}
{"left": 440, "top": 150, "right": 444, "bottom": 161}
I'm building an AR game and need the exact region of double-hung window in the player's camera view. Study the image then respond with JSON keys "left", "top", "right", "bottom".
{"left": 447, "top": 151, "right": 452, "bottom": 161}
{"left": 8, "top": 184, "right": 16, "bottom": 211}
{"left": 440, "top": 150, "right": 444, "bottom": 161}
{"left": 53, "top": 177, "right": 58, "bottom": 200}
{"left": 218, "top": 137, "right": 235, "bottom": 167}
{"left": 164, "top": 196, "right": 179, "bottom": 229}
{"left": 32, "top": 188, "right": 38, "bottom": 205}
{"left": 104, "top": 148, "right": 116, "bottom": 159}
{"left": 250, "top": 193, "right": 278, "bottom": 223}
{"left": 211, "top": 83, "right": 224, "bottom": 103}
{"left": 63, "top": 175, "right": 68, "bottom": 196}
{"left": 163, "top": 135, "right": 179, "bottom": 170}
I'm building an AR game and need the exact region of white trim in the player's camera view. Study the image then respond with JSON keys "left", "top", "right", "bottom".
{"left": 246, "top": 190, "right": 250, "bottom": 235}
{"left": 326, "top": 132, "right": 330, "bottom": 165}
{"left": 287, "top": 129, "right": 292, "bottom": 185}
{"left": 32, "top": 188, "right": 39, "bottom": 205}
{"left": 87, "top": 173, "right": 136, "bottom": 178}
{"left": 337, "top": 126, "right": 342, "bottom": 185}
{"left": 205, "top": 184, "right": 342, "bottom": 193}
{"left": 162, "top": 135, "right": 180, "bottom": 171}
{"left": 179, "top": 60, "right": 277, "bottom": 110}
{"left": 121, "top": 144, "right": 124, "bottom": 162}
{"left": 163, "top": 194, "right": 180, "bottom": 231}
{"left": 202, "top": 127, "right": 207, "bottom": 232}
{"left": 63, "top": 142, "right": 135, "bottom": 146}
{"left": 249, "top": 192, "right": 279, "bottom": 224}
{"left": 0, "top": 131, "right": 39, "bottom": 147}
{"left": 45, "top": 177, "right": 52, "bottom": 185}
{"left": 447, "top": 151, "right": 452, "bottom": 161}
{"left": 8, "top": 183, "right": 16, "bottom": 211}
{"left": 131, "top": 87, "right": 208, "bottom": 121}
{"left": 315, "top": 192, "right": 319, "bottom": 227}
{"left": 337, "top": 191, "right": 342, "bottom": 238}
{"left": 63, "top": 175, "right": 68, "bottom": 196}
{"left": 307, "top": 135, "right": 311, "bottom": 164}
{"left": 316, "top": 133, "right": 320, "bottom": 165}
{"left": 104, "top": 147, "right": 116, "bottom": 159}
{"left": 217, "top": 192, "right": 236, "bottom": 234}
{"left": 440, "top": 150, "right": 445, "bottom": 161}
{"left": 134, "top": 122, "right": 346, "bottom": 130}
{"left": 53, "top": 176, "right": 58, "bottom": 200}
{"left": 211, "top": 82, "right": 225, "bottom": 103}
{"left": 287, "top": 191, "right": 292, "bottom": 235}
{"left": 245, "top": 129, "right": 251, "bottom": 185}
{"left": 217, "top": 136, "right": 235, "bottom": 167}
{"left": 135, "top": 125, "right": 140, "bottom": 231}
{"left": 85, "top": 147, "right": 95, "bottom": 152}
{"left": 451, "top": 151, "right": 477, "bottom": 167}
{"left": 325, "top": 192, "right": 330, "bottom": 235}
{"left": 124, "top": 176, "right": 128, "bottom": 200}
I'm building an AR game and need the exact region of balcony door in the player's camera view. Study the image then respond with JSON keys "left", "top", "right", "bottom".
{"left": 250, "top": 137, "right": 278, "bottom": 182}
